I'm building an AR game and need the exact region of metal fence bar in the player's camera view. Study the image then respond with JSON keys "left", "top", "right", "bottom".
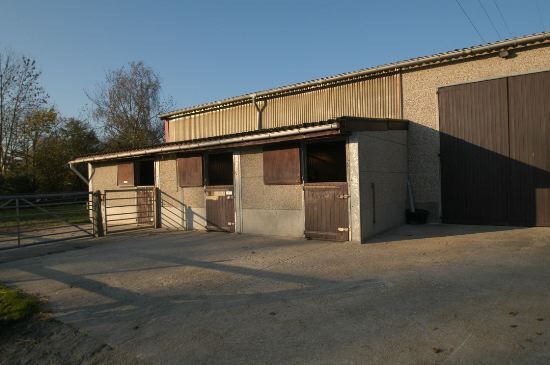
{"left": 0, "top": 191, "right": 91, "bottom": 200}
{"left": 20, "top": 198, "right": 93, "bottom": 236}
{"left": 15, "top": 198, "right": 21, "bottom": 247}
{"left": 104, "top": 191, "right": 108, "bottom": 235}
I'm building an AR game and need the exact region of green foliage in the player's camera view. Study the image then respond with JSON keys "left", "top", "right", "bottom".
{"left": 88, "top": 61, "right": 172, "bottom": 150}
{"left": 33, "top": 118, "right": 101, "bottom": 192}
{"left": 0, "top": 284, "right": 39, "bottom": 324}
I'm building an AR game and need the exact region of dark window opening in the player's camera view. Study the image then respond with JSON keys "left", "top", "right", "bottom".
{"left": 207, "top": 152, "right": 233, "bottom": 186}
{"left": 135, "top": 160, "right": 155, "bottom": 186}
{"left": 306, "top": 141, "right": 347, "bottom": 183}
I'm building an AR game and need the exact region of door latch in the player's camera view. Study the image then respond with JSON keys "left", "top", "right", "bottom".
{"left": 338, "top": 194, "right": 350, "bottom": 199}
{"left": 337, "top": 227, "right": 349, "bottom": 232}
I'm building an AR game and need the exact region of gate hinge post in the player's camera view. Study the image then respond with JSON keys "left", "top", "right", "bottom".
{"left": 154, "top": 187, "right": 162, "bottom": 229}
{"left": 92, "top": 190, "right": 104, "bottom": 237}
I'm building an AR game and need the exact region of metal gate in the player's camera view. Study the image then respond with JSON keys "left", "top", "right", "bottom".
{"left": 205, "top": 186, "right": 235, "bottom": 232}
{"left": 0, "top": 192, "right": 95, "bottom": 250}
{"left": 439, "top": 70, "right": 550, "bottom": 226}
{"left": 304, "top": 183, "right": 349, "bottom": 241}
{"left": 104, "top": 187, "right": 156, "bottom": 234}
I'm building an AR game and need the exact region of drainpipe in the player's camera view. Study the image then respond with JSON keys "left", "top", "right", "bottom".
{"left": 250, "top": 94, "right": 267, "bottom": 130}
{"left": 69, "top": 162, "right": 90, "bottom": 186}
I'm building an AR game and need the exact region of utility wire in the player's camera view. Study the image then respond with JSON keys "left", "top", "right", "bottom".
{"left": 455, "top": 0, "right": 487, "bottom": 43}
{"left": 478, "top": 0, "right": 502, "bottom": 39}
{"left": 491, "top": 0, "right": 513, "bottom": 38}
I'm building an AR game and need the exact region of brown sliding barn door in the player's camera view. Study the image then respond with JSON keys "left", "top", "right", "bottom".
{"left": 508, "top": 71, "right": 550, "bottom": 226}
{"left": 439, "top": 78, "right": 510, "bottom": 225}
{"left": 439, "top": 70, "right": 550, "bottom": 226}
{"left": 304, "top": 183, "right": 349, "bottom": 241}
{"left": 205, "top": 186, "right": 235, "bottom": 232}
{"left": 136, "top": 188, "right": 154, "bottom": 225}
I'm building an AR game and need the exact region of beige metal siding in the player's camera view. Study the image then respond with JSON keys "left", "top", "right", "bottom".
{"left": 169, "top": 103, "right": 257, "bottom": 142}
{"left": 168, "top": 73, "right": 401, "bottom": 141}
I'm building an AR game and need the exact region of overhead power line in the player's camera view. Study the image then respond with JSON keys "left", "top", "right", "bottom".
{"left": 492, "top": 0, "right": 513, "bottom": 38}
{"left": 478, "top": 0, "right": 502, "bottom": 39}
{"left": 455, "top": 0, "right": 487, "bottom": 43}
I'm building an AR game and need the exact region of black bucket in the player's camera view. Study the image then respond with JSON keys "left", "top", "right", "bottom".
{"left": 406, "top": 208, "right": 429, "bottom": 225}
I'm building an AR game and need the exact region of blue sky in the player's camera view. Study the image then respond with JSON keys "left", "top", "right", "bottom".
{"left": 0, "top": 0, "right": 548, "bottom": 119}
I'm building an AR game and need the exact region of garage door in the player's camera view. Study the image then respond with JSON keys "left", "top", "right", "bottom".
{"left": 439, "top": 70, "right": 550, "bottom": 226}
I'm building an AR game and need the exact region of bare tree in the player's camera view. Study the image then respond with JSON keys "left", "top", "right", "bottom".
{"left": 88, "top": 61, "right": 172, "bottom": 150}
{"left": 0, "top": 51, "right": 48, "bottom": 173}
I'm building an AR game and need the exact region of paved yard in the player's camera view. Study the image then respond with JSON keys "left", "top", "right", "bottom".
{"left": 0, "top": 225, "right": 549, "bottom": 364}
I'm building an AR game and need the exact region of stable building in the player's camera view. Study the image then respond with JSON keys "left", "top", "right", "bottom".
{"left": 70, "top": 32, "right": 550, "bottom": 242}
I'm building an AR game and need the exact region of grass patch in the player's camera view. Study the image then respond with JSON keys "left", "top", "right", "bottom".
{"left": 0, "top": 284, "right": 39, "bottom": 324}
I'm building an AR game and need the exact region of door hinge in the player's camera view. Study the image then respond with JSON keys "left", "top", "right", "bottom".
{"left": 338, "top": 194, "right": 350, "bottom": 199}
{"left": 337, "top": 227, "right": 350, "bottom": 232}
{"left": 227, "top": 222, "right": 235, "bottom": 226}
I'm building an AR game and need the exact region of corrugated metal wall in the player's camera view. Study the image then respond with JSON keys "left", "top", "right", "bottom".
{"left": 168, "top": 73, "right": 401, "bottom": 141}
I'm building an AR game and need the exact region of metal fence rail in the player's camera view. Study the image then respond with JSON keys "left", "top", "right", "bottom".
{"left": 0, "top": 188, "right": 167, "bottom": 250}
{"left": 103, "top": 187, "right": 157, "bottom": 234}
{"left": 0, "top": 191, "right": 96, "bottom": 250}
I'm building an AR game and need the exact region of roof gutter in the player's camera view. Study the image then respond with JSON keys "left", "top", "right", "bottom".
{"left": 160, "top": 32, "right": 550, "bottom": 120}
{"left": 69, "top": 122, "right": 340, "bottom": 164}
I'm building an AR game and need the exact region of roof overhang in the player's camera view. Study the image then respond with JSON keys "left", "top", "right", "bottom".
{"left": 69, "top": 117, "right": 408, "bottom": 165}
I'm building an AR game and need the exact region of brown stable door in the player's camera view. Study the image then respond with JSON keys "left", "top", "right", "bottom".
{"left": 205, "top": 186, "right": 235, "bottom": 232}
{"left": 303, "top": 141, "right": 349, "bottom": 241}
{"left": 205, "top": 153, "right": 235, "bottom": 232}
{"left": 304, "top": 183, "right": 349, "bottom": 241}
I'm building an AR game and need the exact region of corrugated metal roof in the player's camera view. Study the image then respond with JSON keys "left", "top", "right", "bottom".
{"left": 160, "top": 31, "right": 550, "bottom": 120}
{"left": 70, "top": 117, "right": 408, "bottom": 164}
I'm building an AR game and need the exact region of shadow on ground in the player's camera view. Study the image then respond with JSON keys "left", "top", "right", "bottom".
{"left": 0, "top": 225, "right": 549, "bottom": 364}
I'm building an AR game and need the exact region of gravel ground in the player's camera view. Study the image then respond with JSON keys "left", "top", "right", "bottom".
{"left": 0, "top": 225, "right": 549, "bottom": 364}
{"left": 0, "top": 312, "right": 143, "bottom": 365}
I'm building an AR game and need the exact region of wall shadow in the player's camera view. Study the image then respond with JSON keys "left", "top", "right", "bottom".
{"left": 406, "top": 121, "right": 549, "bottom": 227}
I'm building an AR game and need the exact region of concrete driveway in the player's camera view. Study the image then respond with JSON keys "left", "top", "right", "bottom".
{"left": 1, "top": 225, "right": 549, "bottom": 364}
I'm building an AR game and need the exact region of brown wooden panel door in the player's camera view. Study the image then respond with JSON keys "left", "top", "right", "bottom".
{"left": 304, "top": 183, "right": 349, "bottom": 241}
{"left": 439, "top": 78, "right": 510, "bottom": 225}
{"left": 205, "top": 186, "right": 235, "bottom": 232}
{"left": 137, "top": 188, "right": 154, "bottom": 225}
{"left": 177, "top": 155, "right": 203, "bottom": 187}
{"left": 117, "top": 162, "right": 134, "bottom": 186}
{"left": 263, "top": 145, "right": 301, "bottom": 185}
{"left": 508, "top": 71, "right": 550, "bottom": 226}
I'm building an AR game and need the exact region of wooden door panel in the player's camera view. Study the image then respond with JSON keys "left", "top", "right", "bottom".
{"left": 206, "top": 186, "right": 235, "bottom": 232}
{"left": 137, "top": 188, "right": 154, "bottom": 225}
{"left": 508, "top": 71, "right": 550, "bottom": 226}
{"left": 438, "top": 78, "right": 510, "bottom": 225}
{"left": 304, "top": 183, "right": 348, "bottom": 241}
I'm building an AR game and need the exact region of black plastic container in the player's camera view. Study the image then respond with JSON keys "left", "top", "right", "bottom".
{"left": 406, "top": 208, "right": 429, "bottom": 225}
